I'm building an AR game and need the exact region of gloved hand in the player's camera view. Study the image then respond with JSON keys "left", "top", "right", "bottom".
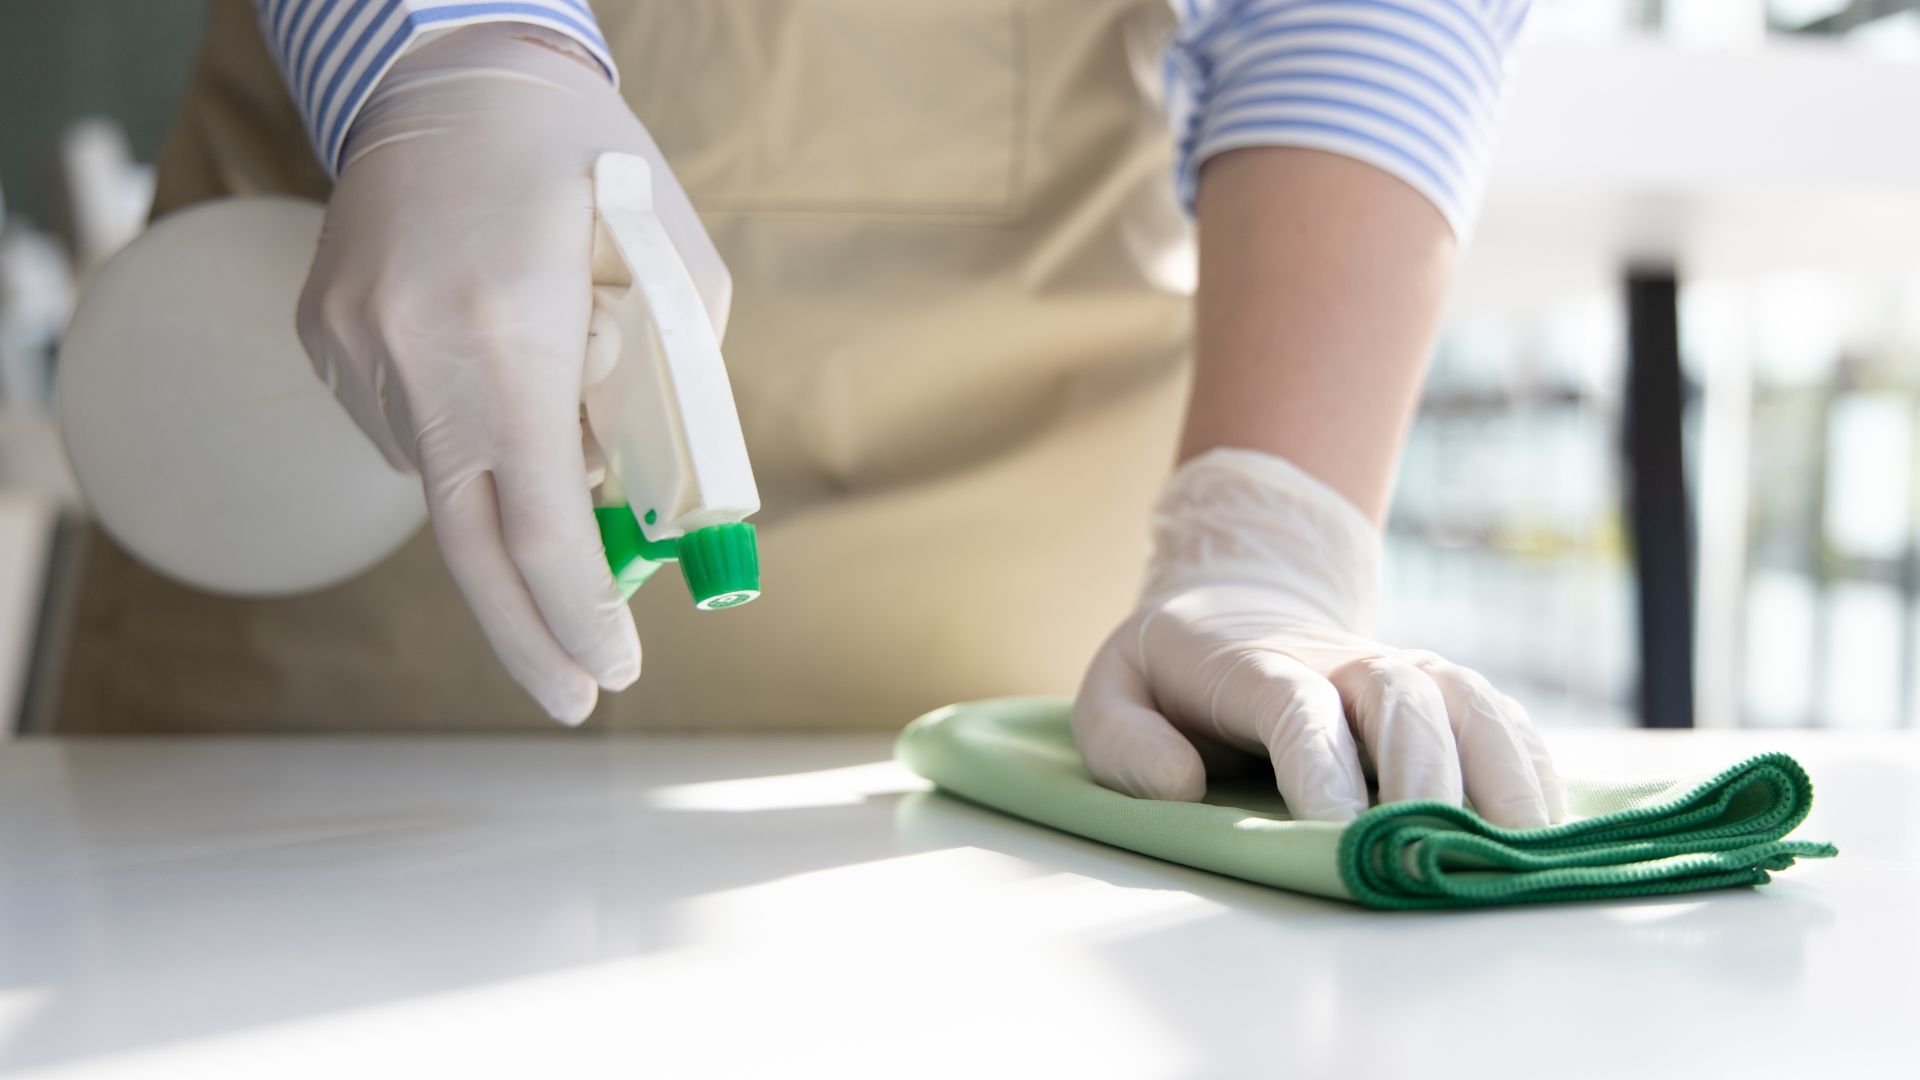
{"left": 1072, "top": 448, "right": 1567, "bottom": 827}
{"left": 297, "top": 23, "right": 731, "bottom": 723}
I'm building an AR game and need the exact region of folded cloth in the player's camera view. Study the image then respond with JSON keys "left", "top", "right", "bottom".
{"left": 896, "top": 697, "right": 1837, "bottom": 910}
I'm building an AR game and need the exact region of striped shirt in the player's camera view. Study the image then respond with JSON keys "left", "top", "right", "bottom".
{"left": 251, "top": 0, "right": 1529, "bottom": 239}
{"left": 1169, "top": 0, "right": 1531, "bottom": 236}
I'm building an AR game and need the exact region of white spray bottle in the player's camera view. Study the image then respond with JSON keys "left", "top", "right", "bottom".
{"left": 584, "top": 152, "right": 760, "bottom": 609}
{"left": 57, "top": 152, "right": 762, "bottom": 610}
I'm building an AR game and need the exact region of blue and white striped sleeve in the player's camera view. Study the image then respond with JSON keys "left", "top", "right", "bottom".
{"left": 249, "top": 1, "right": 617, "bottom": 177}
{"left": 1168, "top": 0, "right": 1532, "bottom": 239}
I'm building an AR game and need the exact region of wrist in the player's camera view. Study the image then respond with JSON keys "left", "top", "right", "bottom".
{"left": 389, "top": 20, "right": 608, "bottom": 80}
{"left": 345, "top": 18, "right": 625, "bottom": 172}
{"left": 1141, "top": 447, "right": 1382, "bottom": 632}
{"left": 412, "top": 22, "right": 604, "bottom": 73}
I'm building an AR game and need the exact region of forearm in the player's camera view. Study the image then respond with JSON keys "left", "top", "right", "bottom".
{"left": 1168, "top": 0, "right": 1536, "bottom": 521}
{"left": 1183, "top": 147, "right": 1454, "bottom": 525}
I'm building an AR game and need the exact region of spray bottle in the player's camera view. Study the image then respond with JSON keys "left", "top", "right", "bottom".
{"left": 57, "top": 152, "right": 761, "bottom": 613}
{"left": 584, "top": 152, "right": 761, "bottom": 609}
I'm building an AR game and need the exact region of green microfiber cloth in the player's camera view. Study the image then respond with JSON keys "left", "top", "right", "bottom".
{"left": 896, "top": 697, "right": 1838, "bottom": 910}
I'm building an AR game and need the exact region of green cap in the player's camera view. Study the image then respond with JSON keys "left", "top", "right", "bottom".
{"left": 676, "top": 522, "right": 761, "bottom": 610}
{"left": 594, "top": 504, "right": 759, "bottom": 609}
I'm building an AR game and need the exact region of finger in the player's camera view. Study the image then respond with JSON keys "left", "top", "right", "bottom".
{"left": 296, "top": 299, "right": 416, "bottom": 473}
{"left": 492, "top": 404, "right": 641, "bottom": 691}
{"left": 1405, "top": 653, "right": 1550, "bottom": 829}
{"left": 583, "top": 304, "right": 621, "bottom": 390}
{"left": 1328, "top": 656, "right": 1463, "bottom": 809}
{"left": 1070, "top": 625, "right": 1207, "bottom": 802}
{"left": 338, "top": 354, "right": 416, "bottom": 473}
{"left": 1211, "top": 650, "right": 1369, "bottom": 822}
{"left": 582, "top": 421, "right": 608, "bottom": 490}
{"left": 425, "top": 465, "right": 600, "bottom": 724}
{"left": 1500, "top": 692, "right": 1570, "bottom": 823}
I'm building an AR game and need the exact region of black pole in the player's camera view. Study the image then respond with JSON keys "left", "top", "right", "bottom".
{"left": 1623, "top": 269, "right": 1694, "bottom": 729}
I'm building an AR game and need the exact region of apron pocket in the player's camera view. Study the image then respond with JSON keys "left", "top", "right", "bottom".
{"left": 601, "top": 0, "right": 1025, "bottom": 219}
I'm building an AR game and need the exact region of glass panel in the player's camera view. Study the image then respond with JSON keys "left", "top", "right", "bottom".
{"left": 1744, "top": 570, "right": 1818, "bottom": 727}
{"left": 1823, "top": 581, "right": 1907, "bottom": 728}
{"left": 1383, "top": 294, "right": 1634, "bottom": 728}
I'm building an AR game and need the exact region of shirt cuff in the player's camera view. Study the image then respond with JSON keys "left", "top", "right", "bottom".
{"left": 251, "top": 0, "right": 618, "bottom": 177}
{"left": 1169, "top": 0, "right": 1532, "bottom": 241}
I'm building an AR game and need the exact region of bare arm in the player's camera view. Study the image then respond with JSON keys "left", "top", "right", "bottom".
{"left": 1182, "top": 146, "right": 1456, "bottom": 524}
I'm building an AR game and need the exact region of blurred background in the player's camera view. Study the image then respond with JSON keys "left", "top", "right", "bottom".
{"left": 1, "top": 0, "right": 1917, "bottom": 734}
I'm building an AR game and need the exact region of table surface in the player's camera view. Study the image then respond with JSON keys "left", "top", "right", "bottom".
{"left": 0, "top": 728, "right": 1913, "bottom": 1079}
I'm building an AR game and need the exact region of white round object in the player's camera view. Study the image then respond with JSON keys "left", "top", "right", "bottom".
{"left": 57, "top": 197, "right": 426, "bottom": 596}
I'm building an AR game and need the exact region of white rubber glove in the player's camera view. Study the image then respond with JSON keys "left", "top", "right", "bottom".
{"left": 297, "top": 24, "right": 731, "bottom": 723}
{"left": 1072, "top": 448, "right": 1567, "bottom": 828}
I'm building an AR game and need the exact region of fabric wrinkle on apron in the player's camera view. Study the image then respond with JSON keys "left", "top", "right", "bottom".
{"left": 52, "top": 0, "right": 1196, "bottom": 732}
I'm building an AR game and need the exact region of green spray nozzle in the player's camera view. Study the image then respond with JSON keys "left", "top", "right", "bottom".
{"left": 595, "top": 504, "right": 760, "bottom": 610}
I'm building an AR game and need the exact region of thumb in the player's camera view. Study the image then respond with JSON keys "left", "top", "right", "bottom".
{"left": 1070, "top": 623, "right": 1207, "bottom": 802}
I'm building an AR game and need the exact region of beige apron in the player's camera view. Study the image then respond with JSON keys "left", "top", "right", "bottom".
{"left": 53, "top": 0, "right": 1194, "bottom": 733}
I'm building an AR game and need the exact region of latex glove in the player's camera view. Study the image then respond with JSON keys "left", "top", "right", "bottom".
{"left": 1071, "top": 448, "right": 1567, "bottom": 827}
{"left": 297, "top": 24, "right": 731, "bottom": 723}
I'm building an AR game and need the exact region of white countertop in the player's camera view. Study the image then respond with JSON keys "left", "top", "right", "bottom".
{"left": 1, "top": 728, "right": 1914, "bottom": 1079}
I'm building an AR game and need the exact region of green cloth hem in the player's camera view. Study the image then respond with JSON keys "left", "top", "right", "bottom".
{"left": 1337, "top": 752, "right": 1837, "bottom": 908}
